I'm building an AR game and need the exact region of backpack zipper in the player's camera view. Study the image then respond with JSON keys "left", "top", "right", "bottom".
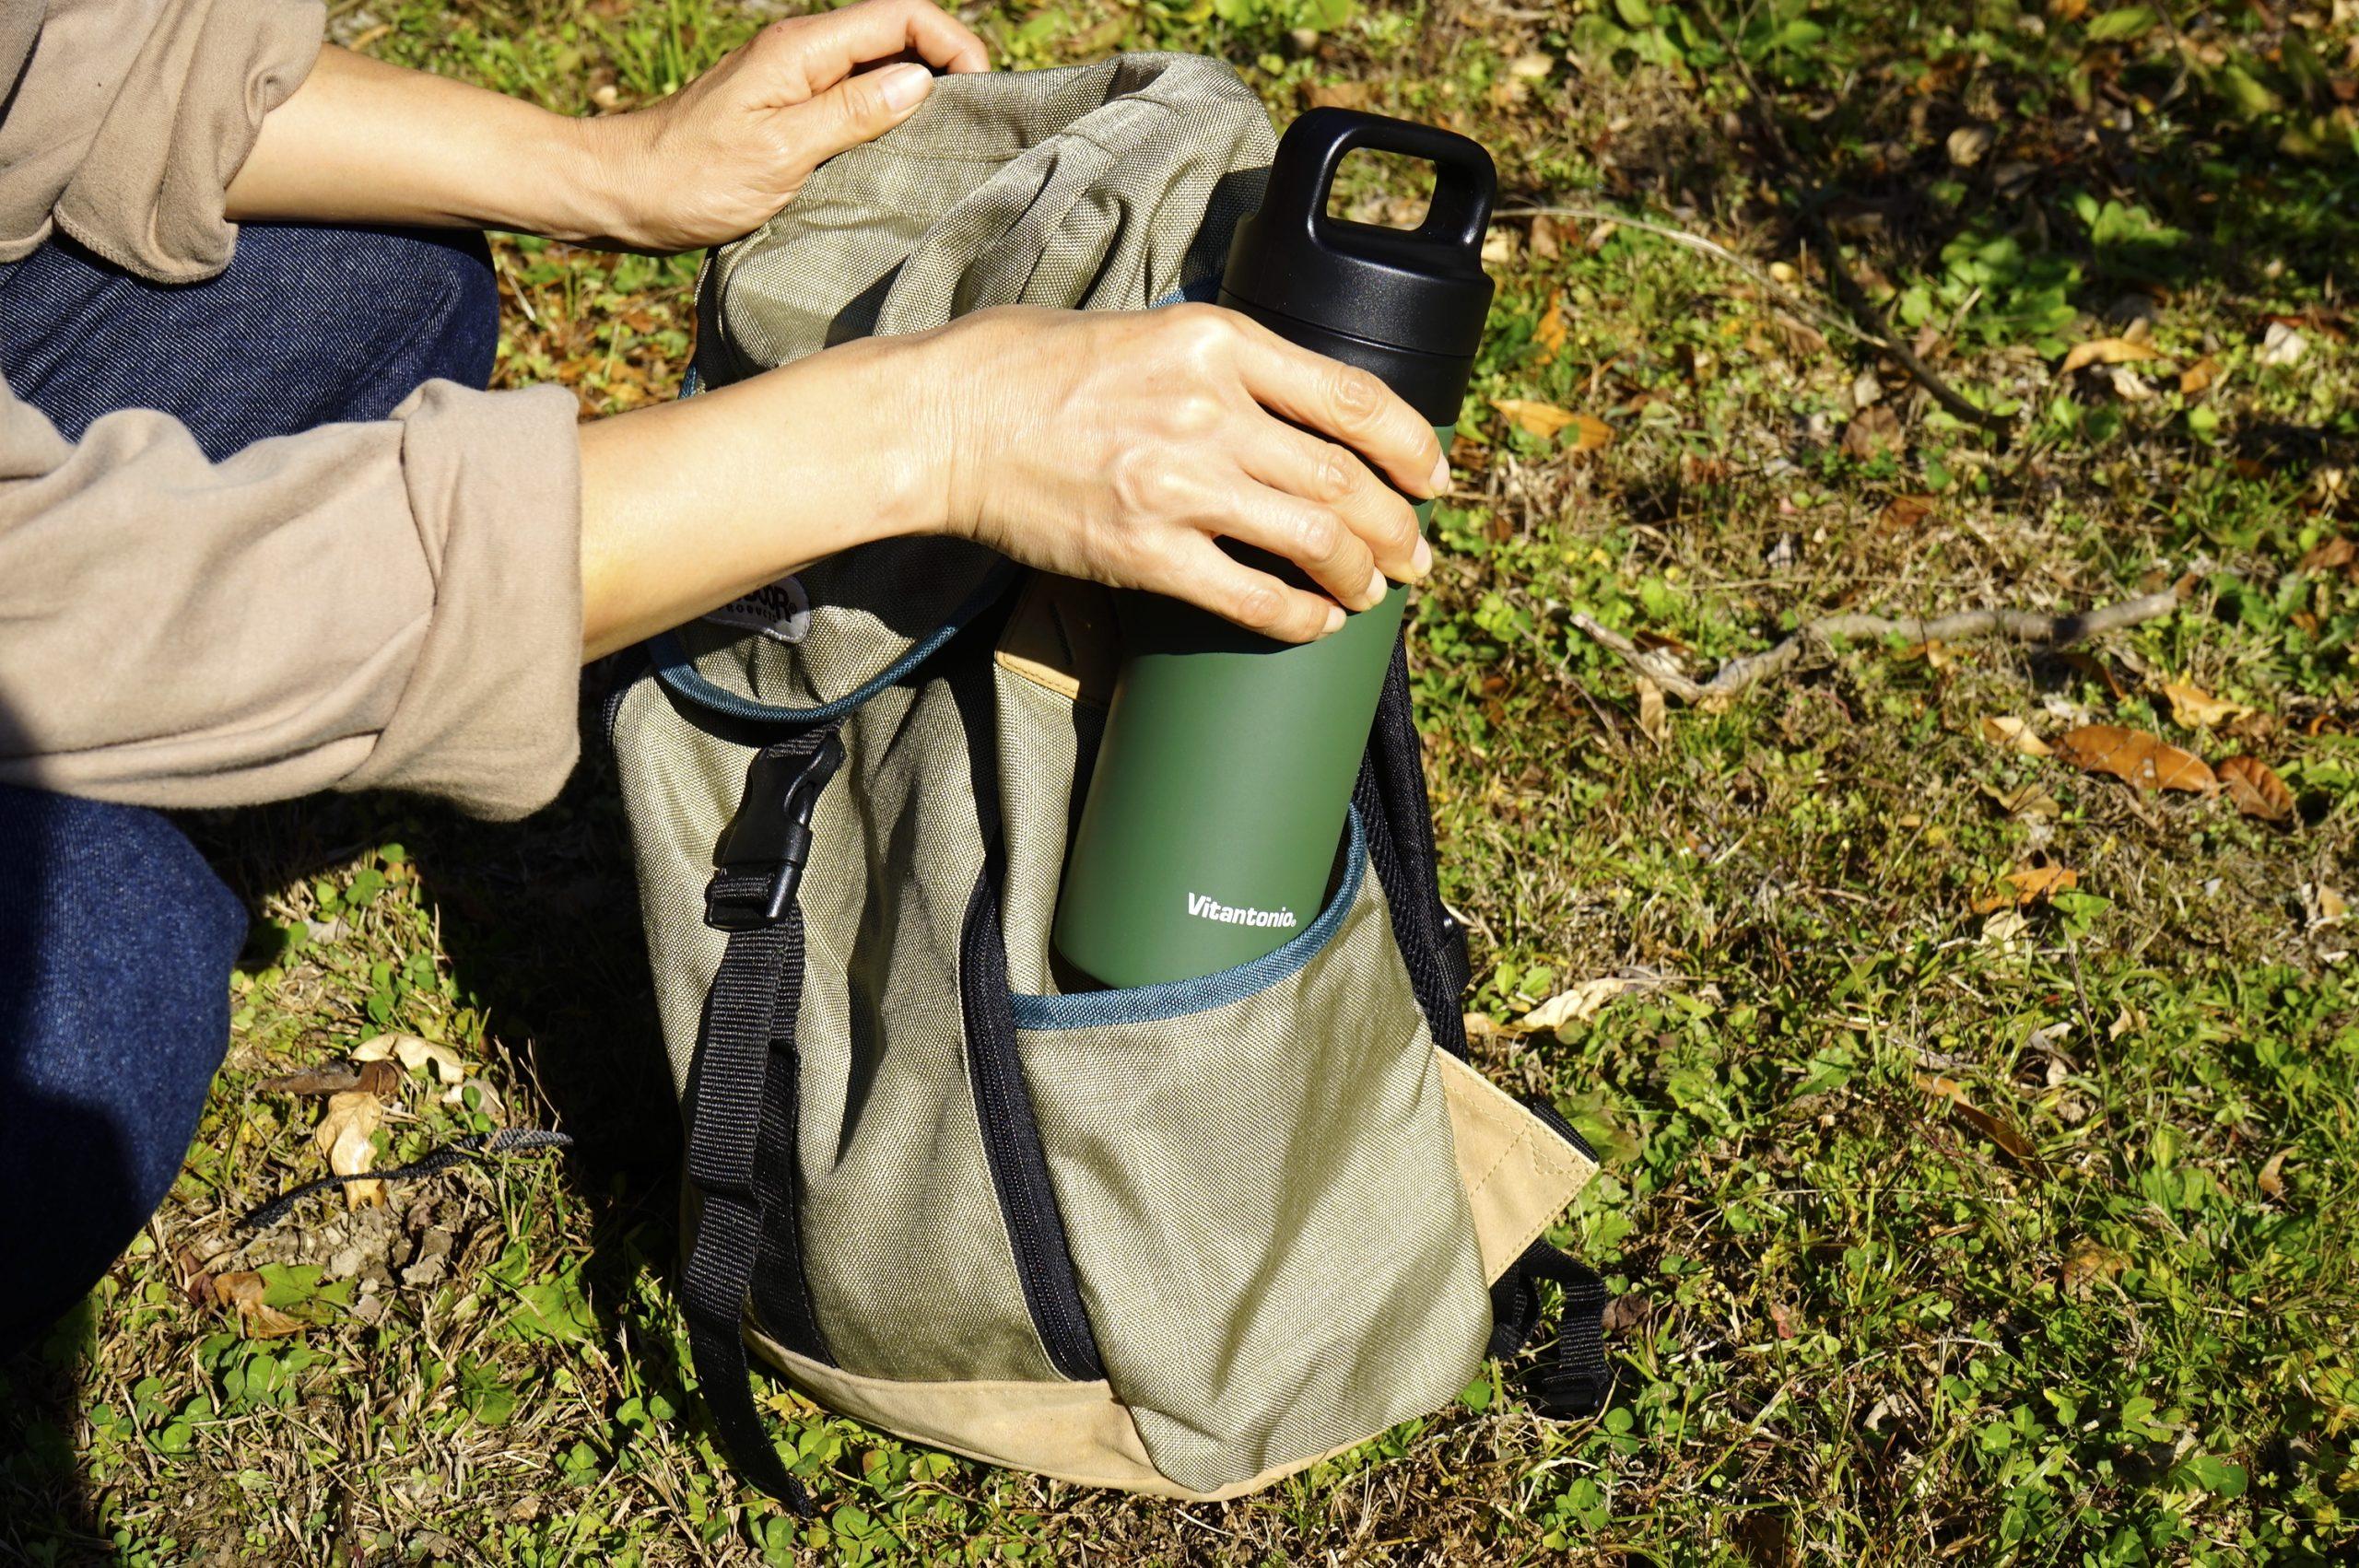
{"left": 959, "top": 872, "right": 1108, "bottom": 1382}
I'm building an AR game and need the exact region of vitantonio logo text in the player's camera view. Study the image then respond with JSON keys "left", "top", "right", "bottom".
{"left": 1185, "top": 892, "right": 1298, "bottom": 930}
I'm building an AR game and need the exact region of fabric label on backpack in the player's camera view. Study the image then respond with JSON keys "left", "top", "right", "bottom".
{"left": 704, "top": 578, "right": 811, "bottom": 644}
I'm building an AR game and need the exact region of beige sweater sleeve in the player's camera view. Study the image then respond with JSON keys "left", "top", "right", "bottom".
{"left": 0, "top": 379, "right": 586, "bottom": 820}
{"left": 2, "top": 0, "right": 325, "bottom": 280}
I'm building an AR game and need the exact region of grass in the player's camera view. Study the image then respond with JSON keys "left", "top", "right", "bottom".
{"left": 4, "top": 0, "right": 2356, "bottom": 1562}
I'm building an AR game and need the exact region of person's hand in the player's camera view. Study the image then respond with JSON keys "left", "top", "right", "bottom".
{"left": 912, "top": 305, "right": 1446, "bottom": 642}
{"left": 581, "top": 0, "right": 990, "bottom": 252}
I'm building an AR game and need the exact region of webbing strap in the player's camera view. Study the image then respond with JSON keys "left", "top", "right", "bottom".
{"left": 1486, "top": 1239, "right": 1614, "bottom": 1418}
{"left": 682, "top": 730, "right": 842, "bottom": 1516}
{"left": 684, "top": 907, "right": 812, "bottom": 1514}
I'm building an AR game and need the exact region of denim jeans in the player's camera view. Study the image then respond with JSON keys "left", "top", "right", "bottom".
{"left": 0, "top": 225, "right": 499, "bottom": 1352}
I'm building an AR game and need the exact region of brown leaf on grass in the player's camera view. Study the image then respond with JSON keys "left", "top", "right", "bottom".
{"left": 212, "top": 1272, "right": 307, "bottom": 1339}
{"left": 2178, "top": 356, "right": 2221, "bottom": 393}
{"left": 1567, "top": 413, "right": 1614, "bottom": 452}
{"left": 314, "top": 1090, "right": 384, "bottom": 1210}
{"left": 1878, "top": 493, "right": 1937, "bottom": 532}
{"left": 2217, "top": 755, "right": 2294, "bottom": 822}
{"left": 1841, "top": 404, "right": 1902, "bottom": 459}
{"left": 2157, "top": 680, "right": 2253, "bottom": 728}
{"left": 1980, "top": 781, "right": 2060, "bottom": 819}
{"left": 2258, "top": 1149, "right": 2290, "bottom": 1200}
{"left": 1533, "top": 295, "right": 1567, "bottom": 366}
{"left": 1492, "top": 398, "right": 1576, "bottom": 439}
{"left": 1519, "top": 976, "right": 1648, "bottom": 1032}
{"left": 1303, "top": 80, "right": 1373, "bottom": 110}
{"left": 2060, "top": 336, "right": 2164, "bottom": 376}
{"left": 1635, "top": 674, "right": 1670, "bottom": 744}
{"left": 1980, "top": 715, "right": 2054, "bottom": 756}
{"left": 1917, "top": 1073, "right": 2035, "bottom": 1161}
{"left": 1529, "top": 214, "right": 1563, "bottom": 262}
{"left": 2054, "top": 725, "right": 2218, "bottom": 794}
{"left": 2298, "top": 535, "right": 2354, "bottom": 573}
{"left": 2060, "top": 1238, "right": 2128, "bottom": 1298}
{"left": 1973, "top": 860, "right": 2080, "bottom": 913}
{"left": 355, "top": 1032, "right": 465, "bottom": 1086}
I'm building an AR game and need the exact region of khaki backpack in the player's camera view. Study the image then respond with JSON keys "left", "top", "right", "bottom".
{"left": 607, "top": 52, "right": 1610, "bottom": 1512}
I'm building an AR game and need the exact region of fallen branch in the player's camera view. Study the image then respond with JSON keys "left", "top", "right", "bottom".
{"left": 1571, "top": 584, "right": 2185, "bottom": 708}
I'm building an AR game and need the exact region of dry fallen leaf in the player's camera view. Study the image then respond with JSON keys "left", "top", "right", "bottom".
{"left": 2061, "top": 1238, "right": 2129, "bottom": 1298}
{"left": 358, "top": 1032, "right": 466, "bottom": 1086}
{"left": 2303, "top": 883, "right": 2348, "bottom": 930}
{"left": 1980, "top": 715, "right": 2054, "bottom": 757}
{"left": 2217, "top": 755, "right": 2294, "bottom": 823}
{"left": 1878, "top": 493, "right": 1937, "bottom": 532}
{"left": 2054, "top": 725, "right": 2218, "bottom": 794}
{"left": 2158, "top": 680, "right": 2253, "bottom": 728}
{"left": 1916, "top": 1073, "right": 2035, "bottom": 1161}
{"left": 1946, "top": 124, "right": 1995, "bottom": 166}
{"left": 1520, "top": 977, "right": 1645, "bottom": 1033}
{"left": 1567, "top": 412, "right": 1614, "bottom": 453}
{"left": 1635, "top": 674, "right": 1670, "bottom": 745}
{"left": 2178, "top": 356, "right": 2220, "bottom": 394}
{"left": 1533, "top": 295, "right": 1567, "bottom": 366}
{"left": 1974, "top": 860, "right": 2080, "bottom": 912}
{"left": 212, "top": 1272, "right": 307, "bottom": 1339}
{"left": 1492, "top": 398, "right": 1577, "bottom": 440}
{"left": 1981, "top": 781, "right": 2060, "bottom": 819}
{"left": 1981, "top": 908, "right": 2032, "bottom": 944}
{"left": 2258, "top": 1149, "right": 2290, "bottom": 1200}
{"left": 314, "top": 1089, "right": 385, "bottom": 1209}
{"left": 2299, "top": 535, "right": 2354, "bottom": 573}
{"left": 1841, "top": 405, "right": 1902, "bottom": 459}
{"left": 2060, "top": 336, "right": 2164, "bottom": 376}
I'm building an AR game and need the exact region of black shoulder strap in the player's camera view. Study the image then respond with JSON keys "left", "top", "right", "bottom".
{"left": 1356, "top": 633, "right": 1473, "bottom": 1056}
{"left": 681, "top": 730, "right": 844, "bottom": 1516}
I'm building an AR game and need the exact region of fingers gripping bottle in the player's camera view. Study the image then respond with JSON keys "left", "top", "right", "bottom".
{"left": 1052, "top": 109, "right": 1497, "bottom": 989}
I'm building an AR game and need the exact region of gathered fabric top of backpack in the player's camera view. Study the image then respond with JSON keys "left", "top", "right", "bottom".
{"left": 609, "top": 52, "right": 1610, "bottom": 1513}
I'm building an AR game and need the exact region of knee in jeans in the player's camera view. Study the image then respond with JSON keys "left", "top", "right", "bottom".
{"left": 237, "top": 224, "right": 502, "bottom": 394}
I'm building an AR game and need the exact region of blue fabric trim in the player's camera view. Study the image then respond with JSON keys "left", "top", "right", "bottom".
{"left": 651, "top": 562, "right": 1021, "bottom": 727}
{"left": 1010, "top": 809, "right": 1367, "bottom": 1031}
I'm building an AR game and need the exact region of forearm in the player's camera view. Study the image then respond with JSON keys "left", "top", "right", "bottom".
{"left": 225, "top": 46, "right": 617, "bottom": 241}
{"left": 578, "top": 335, "right": 945, "bottom": 660}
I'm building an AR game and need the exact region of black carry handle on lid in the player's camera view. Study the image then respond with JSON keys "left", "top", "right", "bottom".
{"left": 1220, "top": 107, "right": 1498, "bottom": 367}
{"left": 1269, "top": 108, "right": 1496, "bottom": 257}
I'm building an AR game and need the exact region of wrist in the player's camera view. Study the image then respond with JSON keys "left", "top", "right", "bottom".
{"left": 813, "top": 333, "right": 959, "bottom": 543}
{"left": 539, "top": 109, "right": 637, "bottom": 247}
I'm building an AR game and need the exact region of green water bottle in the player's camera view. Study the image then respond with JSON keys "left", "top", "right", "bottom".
{"left": 1052, "top": 109, "right": 1497, "bottom": 989}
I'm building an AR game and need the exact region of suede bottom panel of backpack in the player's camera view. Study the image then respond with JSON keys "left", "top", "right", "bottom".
{"left": 741, "top": 1042, "right": 1596, "bottom": 1499}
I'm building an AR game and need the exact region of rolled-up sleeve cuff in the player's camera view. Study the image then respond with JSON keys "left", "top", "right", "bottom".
{"left": 343, "top": 380, "right": 584, "bottom": 820}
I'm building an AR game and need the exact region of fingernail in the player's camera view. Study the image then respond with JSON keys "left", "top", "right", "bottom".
{"left": 1427, "top": 452, "right": 1451, "bottom": 494}
{"left": 880, "top": 64, "right": 933, "bottom": 111}
{"left": 1411, "top": 536, "right": 1433, "bottom": 577}
{"left": 1322, "top": 604, "right": 1346, "bottom": 636}
{"left": 1363, "top": 566, "right": 1389, "bottom": 607}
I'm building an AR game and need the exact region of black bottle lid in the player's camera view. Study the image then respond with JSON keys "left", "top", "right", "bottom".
{"left": 1222, "top": 109, "right": 1497, "bottom": 369}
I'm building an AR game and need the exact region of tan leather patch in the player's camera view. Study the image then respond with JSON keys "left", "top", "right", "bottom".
{"left": 993, "top": 572, "right": 1121, "bottom": 707}
{"left": 1436, "top": 1049, "right": 1596, "bottom": 1281}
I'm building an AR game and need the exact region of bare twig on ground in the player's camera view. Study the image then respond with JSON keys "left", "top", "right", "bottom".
{"left": 1571, "top": 583, "right": 2185, "bottom": 708}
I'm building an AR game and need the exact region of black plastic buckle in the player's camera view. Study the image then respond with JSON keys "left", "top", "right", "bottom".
{"left": 703, "top": 734, "right": 844, "bottom": 933}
